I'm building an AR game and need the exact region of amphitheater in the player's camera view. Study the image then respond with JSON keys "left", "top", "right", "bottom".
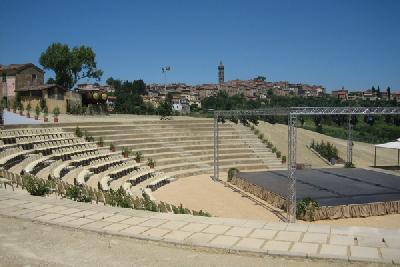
{"left": 0, "top": 115, "right": 283, "bottom": 205}
{"left": 2, "top": 114, "right": 400, "bottom": 264}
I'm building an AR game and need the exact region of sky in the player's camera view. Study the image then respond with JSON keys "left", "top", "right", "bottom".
{"left": 1, "top": 0, "right": 399, "bottom": 91}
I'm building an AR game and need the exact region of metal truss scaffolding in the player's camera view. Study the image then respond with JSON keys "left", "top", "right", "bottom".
{"left": 213, "top": 107, "right": 400, "bottom": 223}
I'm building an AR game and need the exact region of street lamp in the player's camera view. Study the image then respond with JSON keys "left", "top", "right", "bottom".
{"left": 161, "top": 66, "right": 171, "bottom": 94}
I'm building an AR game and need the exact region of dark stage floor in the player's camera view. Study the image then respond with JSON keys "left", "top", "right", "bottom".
{"left": 239, "top": 168, "right": 400, "bottom": 206}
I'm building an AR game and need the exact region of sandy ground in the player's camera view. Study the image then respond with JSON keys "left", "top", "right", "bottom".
{"left": 0, "top": 216, "right": 391, "bottom": 267}
{"left": 153, "top": 173, "right": 284, "bottom": 222}
{"left": 257, "top": 121, "right": 400, "bottom": 169}
{"left": 154, "top": 173, "right": 400, "bottom": 229}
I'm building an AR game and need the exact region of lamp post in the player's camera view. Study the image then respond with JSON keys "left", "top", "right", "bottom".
{"left": 161, "top": 66, "right": 171, "bottom": 94}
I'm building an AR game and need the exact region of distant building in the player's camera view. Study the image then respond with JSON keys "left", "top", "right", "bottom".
{"left": 0, "top": 63, "right": 44, "bottom": 103}
{"left": 218, "top": 61, "right": 224, "bottom": 86}
{"left": 331, "top": 87, "right": 348, "bottom": 100}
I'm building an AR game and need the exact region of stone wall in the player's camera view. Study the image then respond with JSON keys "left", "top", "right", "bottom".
{"left": 15, "top": 67, "right": 44, "bottom": 91}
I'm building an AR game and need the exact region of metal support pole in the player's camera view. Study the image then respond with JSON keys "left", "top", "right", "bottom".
{"left": 374, "top": 147, "right": 377, "bottom": 167}
{"left": 347, "top": 115, "right": 353, "bottom": 165}
{"left": 213, "top": 114, "right": 219, "bottom": 181}
{"left": 287, "top": 113, "right": 297, "bottom": 223}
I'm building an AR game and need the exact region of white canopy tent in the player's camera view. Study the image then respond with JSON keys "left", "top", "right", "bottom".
{"left": 374, "top": 140, "right": 400, "bottom": 167}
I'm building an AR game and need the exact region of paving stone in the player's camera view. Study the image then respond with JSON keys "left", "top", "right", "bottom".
{"left": 163, "top": 230, "right": 194, "bottom": 241}
{"left": 142, "top": 228, "right": 170, "bottom": 238}
{"left": 57, "top": 208, "right": 81, "bottom": 215}
{"left": 286, "top": 223, "right": 309, "bottom": 232}
{"left": 224, "top": 227, "right": 253, "bottom": 237}
{"left": 64, "top": 218, "right": 93, "bottom": 228}
{"left": 159, "top": 220, "right": 188, "bottom": 230}
{"left": 119, "top": 217, "right": 149, "bottom": 225}
{"left": 5, "top": 208, "right": 30, "bottom": 217}
{"left": 350, "top": 246, "right": 380, "bottom": 261}
{"left": 274, "top": 231, "right": 302, "bottom": 242}
{"left": 185, "top": 233, "right": 216, "bottom": 244}
{"left": 329, "top": 235, "right": 355, "bottom": 246}
{"left": 380, "top": 248, "right": 400, "bottom": 262}
{"left": 36, "top": 213, "right": 64, "bottom": 222}
{"left": 302, "top": 233, "right": 328, "bottom": 244}
{"left": 202, "top": 225, "right": 230, "bottom": 235}
{"left": 242, "top": 220, "right": 266, "bottom": 229}
{"left": 29, "top": 204, "right": 54, "bottom": 211}
{"left": 319, "top": 244, "right": 348, "bottom": 258}
{"left": 103, "top": 223, "right": 130, "bottom": 233}
{"left": 70, "top": 209, "right": 98, "bottom": 218}
{"left": 50, "top": 215, "right": 77, "bottom": 224}
{"left": 81, "top": 220, "right": 112, "bottom": 231}
{"left": 19, "top": 210, "right": 46, "bottom": 219}
{"left": 209, "top": 235, "right": 240, "bottom": 247}
{"left": 264, "top": 222, "right": 287, "bottom": 231}
{"left": 263, "top": 240, "right": 291, "bottom": 252}
{"left": 139, "top": 218, "right": 168, "bottom": 227}
{"left": 103, "top": 214, "right": 131, "bottom": 223}
{"left": 307, "top": 224, "right": 331, "bottom": 234}
{"left": 290, "top": 242, "right": 319, "bottom": 255}
{"left": 384, "top": 237, "right": 400, "bottom": 249}
{"left": 180, "top": 223, "right": 209, "bottom": 232}
{"left": 331, "top": 226, "right": 355, "bottom": 236}
{"left": 17, "top": 202, "right": 42, "bottom": 209}
{"left": 219, "top": 218, "right": 247, "bottom": 227}
{"left": 86, "top": 212, "right": 114, "bottom": 220}
{"left": 357, "top": 236, "right": 386, "bottom": 248}
{"left": 42, "top": 205, "right": 69, "bottom": 213}
{"left": 120, "top": 225, "right": 149, "bottom": 236}
{"left": 235, "top": 237, "right": 265, "bottom": 249}
{"left": 250, "top": 229, "right": 277, "bottom": 239}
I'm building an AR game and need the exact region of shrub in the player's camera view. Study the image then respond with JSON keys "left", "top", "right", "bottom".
{"left": 53, "top": 106, "right": 60, "bottom": 117}
{"left": 276, "top": 151, "right": 281, "bottom": 158}
{"left": 147, "top": 158, "right": 155, "bottom": 168}
{"left": 344, "top": 162, "right": 355, "bottom": 168}
{"left": 296, "top": 197, "right": 319, "bottom": 221}
{"left": 254, "top": 129, "right": 260, "bottom": 135}
{"left": 281, "top": 155, "right": 287, "bottom": 163}
{"left": 250, "top": 125, "right": 255, "bottom": 131}
{"left": 258, "top": 133, "right": 264, "bottom": 140}
{"left": 230, "top": 117, "right": 238, "bottom": 124}
{"left": 43, "top": 105, "right": 48, "bottom": 116}
{"left": 110, "top": 143, "right": 115, "bottom": 151}
{"left": 271, "top": 147, "right": 277, "bottom": 153}
{"left": 108, "top": 187, "right": 132, "bottom": 208}
{"left": 134, "top": 151, "right": 143, "bottom": 162}
{"left": 26, "top": 102, "right": 32, "bottom": 113}
{"left": 75, "top": 126, "right": 83, "bottom": 137}
{"left": 22, "top": 175, "right": 50, "bottom": 196}
{"left": 97, "top": 137, "right": 104, "bottom": 147}
{"left": 267, "top": 142, "right": 273, "bottom": 148}
{"left": 227, "top": 167, "right": 239, "bottom": 182}
{"left": 311, "top": 140, "right": 339, "bottom": 162}
{"left": 35, "top": 104, "right": 40, "bottom": 117}
{"left": 65, "top": 185, "right": 92, "bottom": 202}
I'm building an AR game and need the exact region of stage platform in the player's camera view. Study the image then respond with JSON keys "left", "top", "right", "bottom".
{"left": 239, "top": 168, "right": 400, "bottom": 206}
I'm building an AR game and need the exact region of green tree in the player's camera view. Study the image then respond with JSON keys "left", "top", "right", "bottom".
{"left": 47, "top": 77, "right": 56, "bottom": 84}
{"left": 39, "top": 43, "right": 103, "bottom": 89}
{"left": 254, "top": 76, "right": 266, "bottom": 81}
{"left": 387, "top": 86, "right": 391, "bottom": 100}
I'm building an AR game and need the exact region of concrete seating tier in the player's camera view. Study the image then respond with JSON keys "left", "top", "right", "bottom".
{"left": 1, "top": 127, "right": 174, "bottom": 197}
{"left": 62, "top": 119, "right": 283, "bottom": 181}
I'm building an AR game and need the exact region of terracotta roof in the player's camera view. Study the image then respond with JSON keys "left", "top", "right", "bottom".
{"left": 15, "top": 84, "right": 66, "bottom": 92}
{"left": 0, "top": 63, "right": 44, "bottom": 75}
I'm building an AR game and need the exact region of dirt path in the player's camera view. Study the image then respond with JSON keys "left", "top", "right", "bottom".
{"left": 0, "top": 216, "right": 391, "bottom": 267}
